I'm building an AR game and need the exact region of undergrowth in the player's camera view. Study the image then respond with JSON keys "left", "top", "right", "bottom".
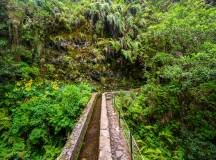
{"left": 0, "top": 81, "right": 92, "bottom": 159}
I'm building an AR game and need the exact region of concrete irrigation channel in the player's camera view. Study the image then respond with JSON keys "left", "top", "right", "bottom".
{"left": 78, "top": 94, "right": 101, "bottom": 159}
{"left": 57, "top": 92, "right": 130, "bottom": 160}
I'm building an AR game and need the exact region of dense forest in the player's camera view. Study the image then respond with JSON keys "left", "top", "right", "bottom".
{"left": 0, "top": 0, "right": 216, "bottom": 159}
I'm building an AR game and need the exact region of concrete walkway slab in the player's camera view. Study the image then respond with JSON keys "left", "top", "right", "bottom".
{"left": 98, "top": 93, "right": 112, "bottom": 160}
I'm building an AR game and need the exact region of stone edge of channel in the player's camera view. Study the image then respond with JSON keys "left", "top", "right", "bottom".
{"left": 57, "top": 93, "right": 98, "bottom": 160}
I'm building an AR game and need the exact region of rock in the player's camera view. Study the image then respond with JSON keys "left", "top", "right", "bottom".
{"left": 53, "top": 7, "right": 60, "bottom": 14}
{"left": 90, "top": 72, "right": 101, "bottom": 81}
{"left": 0, "top": 30, "right": 8, "bottom": 36}
{"left": 59, "top": 40, "right": 70, "bottom": 47}
{"left": 116, "top": 150, "right": 123, "bottom": 158}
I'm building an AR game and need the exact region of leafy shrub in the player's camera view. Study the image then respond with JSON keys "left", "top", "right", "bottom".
{"left": 115, "top": 41, "right": 216, "bottom": 160}
{"left": 0, "top": 81, "right": 92, "bottom": 159}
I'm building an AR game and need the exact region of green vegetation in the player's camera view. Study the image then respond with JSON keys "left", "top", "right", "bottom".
{"left": 114, "top": 0, "right": 216, "bottom": 159}
{"left": 0, "top": 81, "right": 92, "bottom": 159}
{"left": 0, "top": 0, "right": 216, "bottom": 159}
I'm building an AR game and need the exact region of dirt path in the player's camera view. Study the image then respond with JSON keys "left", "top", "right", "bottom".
{"left": 78, "top": 95, "right": 101, "bottom": 160}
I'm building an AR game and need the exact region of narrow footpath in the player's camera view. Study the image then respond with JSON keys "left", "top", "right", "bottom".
{"left": 106, "top": 93, "right": 131, "bottom": 159}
